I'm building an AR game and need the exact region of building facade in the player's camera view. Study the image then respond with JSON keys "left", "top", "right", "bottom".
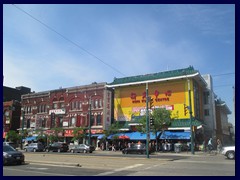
{"left": 3, "top": 86, "right": 31, "bottom": 140}
{"left": 21, "top": 82, "right": 112, "bottom": 146}
{"left": 107, "top": 66, "right": 207, "bottom": 145}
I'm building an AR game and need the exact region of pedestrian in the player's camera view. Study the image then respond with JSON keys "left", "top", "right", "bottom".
{"left": 112, "top": 144, "right": 116, "bottom": 152}
{"left": 208, "top": 138, "right": 213, "bottom": 152}
{"left": 217, "top": 139, "right": 222, "bottom": 153}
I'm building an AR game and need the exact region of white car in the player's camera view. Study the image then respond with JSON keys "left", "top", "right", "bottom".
{"left": 221, "top": 146, "right": 235, "bottom": 160}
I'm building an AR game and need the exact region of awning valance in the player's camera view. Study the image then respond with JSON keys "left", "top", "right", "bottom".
{"left": 160, "top": 131, "right": 190, "bottom": 140}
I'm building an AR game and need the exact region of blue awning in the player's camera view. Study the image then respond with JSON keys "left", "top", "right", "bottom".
{"left": 128, "top": 132, "right": 161, "bottom": 140}
{"left": 97, "top": 134, "right": 106, "bottom": 139}
{"left": 25, "top": 136, "right": 38, "bottom": 142}
{"left": 160, "top": 131, "right": 190, "bottom": 140}
{"left": 91, "top": 134, "right": 103, "bottom": 137}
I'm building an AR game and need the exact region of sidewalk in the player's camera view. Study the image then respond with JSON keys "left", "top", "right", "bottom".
{"left": 22, "top": 149, "right": 218, "bottom": 167}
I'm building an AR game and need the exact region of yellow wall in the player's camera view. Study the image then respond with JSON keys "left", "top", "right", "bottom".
{"left": 114, "top": 79, "right": 196, "bottom": 121}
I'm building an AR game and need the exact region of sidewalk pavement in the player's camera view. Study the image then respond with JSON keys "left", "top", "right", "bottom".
{"left": 22, "top": 149, "right": 213, "bottom": 167}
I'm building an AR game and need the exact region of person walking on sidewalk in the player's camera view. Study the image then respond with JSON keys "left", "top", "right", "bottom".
{"left": 208, "top": 138, "right": 213, "bottom": 152}
{"left": 217, "top": 139, "right": 222, "bottom": 154}
{"left": 112, "top": 144, "right": 116, "bottom": 152}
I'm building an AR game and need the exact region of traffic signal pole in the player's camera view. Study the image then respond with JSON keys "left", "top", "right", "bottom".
{"left": 146, "top": 83, "right": 150, "bottom": 158}
{"left": 188, "top": 79, "right": 194, "bottom": 155}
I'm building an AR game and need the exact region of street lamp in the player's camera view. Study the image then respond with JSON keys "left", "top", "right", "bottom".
{"left": 88, "top": 92, "right": 96, "bottom": 145}
{"left": 20, "top": 108, "right": 25, "bottom": 150}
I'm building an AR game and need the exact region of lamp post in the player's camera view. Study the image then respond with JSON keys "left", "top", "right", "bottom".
{"left": 21, "top": 108, "right": 25, "bottom": 150}
{"left": 188, "top": 79, "right": 194, "bottom": 155}
{"left": 88, "top": 93, "right": 96, "bottom": 145}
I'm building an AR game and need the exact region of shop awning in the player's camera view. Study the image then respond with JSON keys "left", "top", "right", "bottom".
{"left": 97, "top": 134, "right": 106, "bottom": 139}
{"left": 129, "top": 132, "right": 161, "bottom": 140}
{"left": 91, "top": 134, "right": 104, "bottom": 137}
{"left": 24, "top": 136, "right": 38, "bottom": 142}
{"left": 160, "top": 131, "right": 190, "bottom": 140}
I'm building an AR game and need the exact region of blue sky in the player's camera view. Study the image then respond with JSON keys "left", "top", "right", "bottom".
{"left": 3, "top": 4, "right": 235, "bottom": 125}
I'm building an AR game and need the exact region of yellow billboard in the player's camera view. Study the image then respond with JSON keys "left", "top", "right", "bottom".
{"left": 114, "top": 80, "right": 192, "bottom": 121}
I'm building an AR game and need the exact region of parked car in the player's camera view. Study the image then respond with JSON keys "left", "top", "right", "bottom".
{"left": 45, "top": 142, "right": 69, "bottom": 152}
{"left": 122, "top": 144, "right": 153, "bottom": 154}
{"left": 221, "top": 145, "right": 235, "bottom": 160}
{"left": 23, "top": 142, "right": 45, "bottom": 152}
{"left": 69, "top": 144, "right": 95, "bottom": 153}
{"left": 3, "top": 145, "right": 25, "bottom": 165}
{"left": 3, "top": 142, "right": 18, "bottom": 149}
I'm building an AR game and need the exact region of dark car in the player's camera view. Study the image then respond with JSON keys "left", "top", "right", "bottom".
{"left": 122, "top": 144, "right": 153, "bottom": 154}
{"left": 3, "top": 145, "right": 25, "bottom": 165}
{"left": 23, "top": 142, "right": 45, "bottom": 152}
{"left": 69, "top": 144, "right": 95, "bottom": 153}
{"left": 45, "top": 142, "right": 69, "bottom": 152}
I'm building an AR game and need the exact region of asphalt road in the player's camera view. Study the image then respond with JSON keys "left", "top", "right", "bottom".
{"left": 3, "top": 150, "right": 235, "bottom": 176}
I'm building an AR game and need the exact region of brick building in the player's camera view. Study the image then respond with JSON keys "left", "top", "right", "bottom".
{"left": 21, "top": 82, "right": 112, "bottom": 146}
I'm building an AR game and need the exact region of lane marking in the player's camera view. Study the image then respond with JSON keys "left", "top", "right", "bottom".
{"left": 4, "top": 167, "right": 76, "bottom": 176}
{"left": 95, "top": 164, "right": 144, "bottom": 176}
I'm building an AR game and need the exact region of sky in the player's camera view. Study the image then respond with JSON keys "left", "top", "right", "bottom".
{"left": 3, "top": 4, "right": 235, "bottom": 125}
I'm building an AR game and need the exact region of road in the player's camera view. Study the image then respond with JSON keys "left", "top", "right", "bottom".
{"left": 3, "top": 150, "right": 235, "bottom": 176}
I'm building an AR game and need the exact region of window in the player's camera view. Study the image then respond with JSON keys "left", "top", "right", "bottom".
{"left": 59, "top": 117, "right": 63, "bottom": 127}
{"left": 95, "top": 99, "right": 98, "bottom": 109}
{"left": 204, "top": 91, "right": 210, "bottom": 105}
{"left": 53, "top": 103, "right": 58, "bottom": 109}
{"left": 79, "top": 101, "right": 82, "bottom": 109}
{"left": 97, "top": 114, "right": 101, "bottom": 125}
{"left": 204, "top": 109, "right": 210, "bottom": 116}
{"left": 60, "top": 103, "right": 64, "bottom": 108}
{"left": 70, "top": 117, "right": 76, "bottom": 127}
{"left": 99, "top": 99, "right": 102, "bottom": 108}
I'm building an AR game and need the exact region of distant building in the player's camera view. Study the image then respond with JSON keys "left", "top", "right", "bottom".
{"left": 215, "top": 98, "right": 232, "bottom": 145}
{"left": 3, "top": 86, "right": 31, "bottom": 102}
{"left": 20, "top": 82, "right": 112, "bottom": 147}
{"left": 3, "top": 86, "right": 31, "bottom": 140}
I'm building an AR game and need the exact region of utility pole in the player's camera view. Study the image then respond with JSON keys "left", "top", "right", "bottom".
{"left": 21, "top": 109, "right": 25, "bottom": 150}
{"left": 188, "top": 79, "right": 194, "bottom": 155}
{"left": 88, "top": 97, "right": 92, "bottom": 145}
{"left": 146, "top": 83, "right": 150, "bottom": 158}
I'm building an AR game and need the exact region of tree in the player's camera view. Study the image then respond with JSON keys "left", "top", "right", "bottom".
{"left": 71, "top": 127, "right": 86, "bottom": 144}
{"left": 136, "top": 108, "right": 172, "bottom": 151}
{"left": 104, "top": 121, "right": 123, "bottom": 137}
{"left": 51, "top": 127, "right": 64, "bottom": 142}
{"left": 6, "top": 130, "right": 21, "bottom": 143}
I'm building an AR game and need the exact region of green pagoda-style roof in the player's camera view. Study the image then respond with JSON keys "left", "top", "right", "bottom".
{"left": 170, "top": 119, "right": 203, "bottom": 128}
{"left": 108, "top": 66, "right": 199, "bottom": 86}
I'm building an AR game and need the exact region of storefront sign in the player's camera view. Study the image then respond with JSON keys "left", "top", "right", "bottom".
{"left": 103, "top": 90, "right": 112, "bottom": 130}
{"left": 49, "top": 109, "right": 66, "bottom": 115}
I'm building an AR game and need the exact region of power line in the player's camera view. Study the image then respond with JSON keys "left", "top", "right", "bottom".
{"left": 214, "top": 84, "right": 234, "bottom": 88}
{"left": 12, "top": 4, "right": 126, "bottom": 77}
{"left": 212, "top": 72, "right": 235, "bottom": 77}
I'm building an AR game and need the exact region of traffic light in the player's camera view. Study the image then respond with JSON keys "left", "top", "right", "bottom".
{"left": 149, "top": 98, "right": 154, "bottom": 109}
{"left": 150, "top": 117, "right": 154, "bottom": 126}
{"left": 184, "top": 104, "right": 188, "bottom": 116}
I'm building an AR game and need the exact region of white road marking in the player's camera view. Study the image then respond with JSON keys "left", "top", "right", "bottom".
{"left": 4, "top": 167, "right": 76, "bottom": 176}
{"left": 95, "top": 164, "right": 144, "bottom": 176}
{"left": 28, "top": 167, "right": 49, "bottom": 170}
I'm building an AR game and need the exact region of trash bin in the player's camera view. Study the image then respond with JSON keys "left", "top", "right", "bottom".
{"left": 174, "top": 143, "right": 182, "bottom": 153}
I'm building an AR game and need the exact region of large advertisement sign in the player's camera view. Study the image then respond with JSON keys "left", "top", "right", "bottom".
{"left": 103, "top": 89, "right": 112, "bottom": 130}
{"left": 114, "top": 81, "right": 187, "bottom": 121}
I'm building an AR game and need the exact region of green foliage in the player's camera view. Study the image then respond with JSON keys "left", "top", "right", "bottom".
{"left": 136, "top": 108, "right": 172, "bottom": 133}
{"left": 6, "top": 130, "right": 21, "bottom": 143}
{"left": 71, "top": 127, "right": 86, "bottom": 142}
{"left": 103, "top": 121, "right": 123, "bottom": 139}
